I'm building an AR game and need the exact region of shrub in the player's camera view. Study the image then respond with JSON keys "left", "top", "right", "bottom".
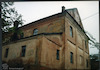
{"left": 2, "top": 60, "right": 7, "bottom": 64}
{"left": 7, "top": 57, "right": 24, "bottom": 68}
{"left": 24, "top": 58, "right": 34, "bottom": 70}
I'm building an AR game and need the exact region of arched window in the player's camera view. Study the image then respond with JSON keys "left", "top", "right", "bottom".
{"left": 70, "top": 26, "right": 73, "bottom": 37}
{"left": 33, "top": 29, "right": 38, "bottom": 35}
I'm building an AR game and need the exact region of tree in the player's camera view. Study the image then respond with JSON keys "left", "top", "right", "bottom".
{"left": 1, "top": 2, "right": 24, "bottom": 33}
{"left": 85, "top": 31, "right": 100, "bottom": 50}
{"left": 1, "top": 2, "right": 24, "bottom": 41}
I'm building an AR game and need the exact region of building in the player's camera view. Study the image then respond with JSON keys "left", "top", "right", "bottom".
{"left": 2, "top": 6, "right": 90, "bottom": 69}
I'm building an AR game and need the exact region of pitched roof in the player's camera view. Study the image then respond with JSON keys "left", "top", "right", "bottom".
{"left": 66, "top": 8, "right": 84, "bottom": 29}
{"left": 19, "top": 7, "right": 89, "bottom": 40}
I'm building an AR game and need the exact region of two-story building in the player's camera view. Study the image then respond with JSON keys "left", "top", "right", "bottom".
{"left": 2, "top": 6, "right": 90, "bottom": 69}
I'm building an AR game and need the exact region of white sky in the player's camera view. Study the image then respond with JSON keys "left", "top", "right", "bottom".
{"left": 13, "top": 1, "right": 99, "bottom": 55}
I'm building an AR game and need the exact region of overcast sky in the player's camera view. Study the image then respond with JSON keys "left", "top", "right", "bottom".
{"left": 13, "top": 1, "right": 99, "bottom": 55}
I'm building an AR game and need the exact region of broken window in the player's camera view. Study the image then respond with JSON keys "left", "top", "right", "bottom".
{"left": 70, "top": 26, "right": 73, "bottom": 37}
{"left": 5, "top": 48, "right": 9, "bottom": 58}
{"left": 33, "top": 29, "right": 38, "bottom": 35}
{"left": 56, "top": 50, "right": 59, "bottom": 60}
{"left": 21, "top": 45, "right": 26, "bottom": 57}
{"left": 70, "top": 52, "right": 73, "bottom": 63}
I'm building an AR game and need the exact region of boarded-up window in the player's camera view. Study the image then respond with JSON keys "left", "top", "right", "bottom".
{"left": 56, "top": 50, "right": 59, "bottom": 60}
{"left": 33, "top": 29, "right": 38, "bottom": 35}
{"left": 21, "top": 45, "right": 26, "bottom": 57}
{"left": 70, "top": 26, "right": 73, "bottom": 37}
{"left": 70, "top": 52, "right": 73, "bottom": 63}
{"left": 5, "top": 48, "right": 9, "bottom": 58}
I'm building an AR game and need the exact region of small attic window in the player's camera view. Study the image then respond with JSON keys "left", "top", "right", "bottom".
{"left": 33, "top": 29, "right": 38, "bottom": 35}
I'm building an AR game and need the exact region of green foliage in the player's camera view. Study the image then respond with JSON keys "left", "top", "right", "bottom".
{"left": 7, "top": 57, "right": 24, "bottom": 68}
{"left": 1, "top": 2, "right": 24, "bottom": 33}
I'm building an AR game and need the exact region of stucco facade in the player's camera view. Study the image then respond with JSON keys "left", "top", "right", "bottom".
{"left": 2, "top": 7, "right": 90, "bottom": 69}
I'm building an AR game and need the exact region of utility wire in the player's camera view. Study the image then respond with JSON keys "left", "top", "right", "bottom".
{"left": 82, "top": 12, "right": 99, "bottom": 21}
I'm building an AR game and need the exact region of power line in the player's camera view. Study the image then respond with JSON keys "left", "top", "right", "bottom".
{"left": 82, "top": 12, "right": 99, "bottom": 21}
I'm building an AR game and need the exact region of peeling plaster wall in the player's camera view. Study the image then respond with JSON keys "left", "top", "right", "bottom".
{"left": 65, "top": 16, "right": 90, "bottom": 69}
{"left": 2, "top": 11, "right": 90, "bottom": 69}
{"left": 2, "top": 37, "right": 38, "bottom": 64}
{"left": 40, "top": 35, "right": 64, "bottom": 69}
{"left": 2, "top": 34, "right": 64, "bottom": 69}
{"left": 22, "top": 16, "right": 65, "bottom": 38}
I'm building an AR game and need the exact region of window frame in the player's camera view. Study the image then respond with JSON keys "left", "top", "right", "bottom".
{"left": 20, "top": 32, "right": 24, "bottom": 39}
{"left": 33, "top": 29, "right": 38, "bottom": 35}
{"left": 70, "top": 52, "right": 73, "bottom": 63}
{"left": 21, "top": 45, "right": 26, "bottom": 57}
{"left": 86, "top": 59, "right": 88, "bottom": 68}
{"left": 56, "top": 50, "right": 60, "bottom": 60}
{"left": 70, "top": 26, "right": 73, "bottom": 37}
{"left": 5, "top": 48, "right": 9, "bottom": 58}
{"left": 80, "top": 55, "right": 83, "bottom": 65}
{"left": 85, "top": 40, "right": 87, "bottom": 49}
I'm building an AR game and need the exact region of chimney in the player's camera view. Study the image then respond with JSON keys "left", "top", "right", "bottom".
{"left": 62, "top": 6, "right": 65, "bottom": 12}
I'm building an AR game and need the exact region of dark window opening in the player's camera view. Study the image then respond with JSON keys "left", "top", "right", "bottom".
{"left": 86, "top": 59, "right": 88, "bottom": 68}
{"left": 20, "top": 33, "right": 24, "bottom": 38}
{"left": 70, "top": 26, "right": 73, "bottom": 37}
{"left": 85, "top": 40, "right": 87, "bottom": 49}
{"left": 56, "top": 50, "right": 59, "bottom": 60}
{"left": 5, "top": 48, "right": 9, "bottom": 58}
{"left": 80, "top": 55, "right": 83, "bottom": 65}
{"left": 70, "top": 52, "right": 73, "bottom": 63}
{"left": 21, "top": 45, "right": 26, "bottom": 57}
{"left": 33, "top": 29, "right": 38, "bottom": 35}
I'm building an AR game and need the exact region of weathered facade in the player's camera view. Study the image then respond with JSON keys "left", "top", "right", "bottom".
{"left": 2, "top": 6, "right": 90, "bottom": 69}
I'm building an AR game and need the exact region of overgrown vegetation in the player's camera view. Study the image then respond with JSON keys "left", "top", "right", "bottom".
{"left": 1, "top": 2, "right": 23, "bottom": 33}
{"left": 7, "top": 57, "right": 24, "bottom": 68}
{"left": 1, "top": 2, "right": 24, "bottom": 42}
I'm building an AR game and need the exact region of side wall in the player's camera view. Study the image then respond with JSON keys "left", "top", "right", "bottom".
{"left": 65, "top": 15, "right": 90, "bottom": 69}
{"left": 40, "top": 35, "right": 64, "bottom": 69}
{"left": 2, "top": 34, "right": 65, "bottom": 69}
{"left": 21, "top": 16, "right": 65, "bottom": 38}
{"left": 2, "top": 36, "right": 42, "bottom": 64}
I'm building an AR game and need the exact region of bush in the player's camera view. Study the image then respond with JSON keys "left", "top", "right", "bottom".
{"left": 24, "top": 58, "right": 34, "bottom": 70}
{"left": 7, "top": 57, "right": 24, "bottom": 68}
{"left": 2, "top": 60, "right": 7, "bottom": 64}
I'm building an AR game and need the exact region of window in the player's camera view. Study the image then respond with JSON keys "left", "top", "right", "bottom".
{"left": 5, "top": 48, "right": 9, "bottom": 58}
{"left": 20, "top": 33, "right": 24, "bottom": 38}
{"left": 70, "top": 52, "right": 73, "bottom": 63}
{"left": 86, "top": 59, "right": 88, "bottom": 68}
{"left": 85, "top": 40, "right": 87, "bottom": 49}
{"left": 70, "top": 26, "right": 73, "bottom": 37}
{"left": 21, "top": 45, "right": 26, "bottom": 57}
{"left": 56, "top": 50, "right": 59, "bottom": 60}
{"left": 33, "top": 29, "right": 38, "bottom": 35}
{"left": 80, "top": 55, "right": 83, "bottom": 65}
